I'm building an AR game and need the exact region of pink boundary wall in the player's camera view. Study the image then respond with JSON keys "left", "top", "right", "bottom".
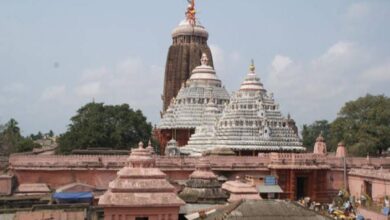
{"left": 7, "top": 153, "right": 390, "bottom": 202}
{"left": 348, "top": 169, "right": 390, "bottom": 202}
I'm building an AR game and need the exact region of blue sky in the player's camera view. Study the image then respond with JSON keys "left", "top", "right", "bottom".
{"left": 0, "top": 0, "right": 389, "bottom": 135}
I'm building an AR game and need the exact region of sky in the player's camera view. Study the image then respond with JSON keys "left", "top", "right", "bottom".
{"left": 0, "top": 0, "right": 389, "bottom": 135}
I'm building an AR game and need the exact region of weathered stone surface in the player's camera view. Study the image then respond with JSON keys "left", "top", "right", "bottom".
{"left": 16, "top": 183, "right": 51, "bottom": 196}
{"left": 187, "top": 199, "right": 332, "bottom": 220}
{"left": 0, "top": 175, "right": 13, "bottom": 195}
{"left": 222, "top": 178, "right": 261, "bottom": 202}
{"left": 162, "top": 19, "right": 214, "bottom": 112}
{"left": 179, "top": 158, "right": 227, "bottom": 204}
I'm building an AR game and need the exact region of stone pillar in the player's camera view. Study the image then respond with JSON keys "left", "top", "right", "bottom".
{"left": 289, "top": 170, "right": 295, "bottom": 200}
{"left": 312, "top": 170, "right": 317, "bottom": 200}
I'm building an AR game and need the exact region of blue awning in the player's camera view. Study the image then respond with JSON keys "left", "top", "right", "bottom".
{"left": 53, "top": 192, "right": 93, "bottom": 203}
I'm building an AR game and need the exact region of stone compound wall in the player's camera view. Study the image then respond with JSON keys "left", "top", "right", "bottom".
{"left": 348, "top": 172, "right": 390, "bottom": 202}
{"left": 0, "top": 175, "right": 13, "bottom": 195}
{"left": 7, "top": 153, "right": 390, "bottom": 202}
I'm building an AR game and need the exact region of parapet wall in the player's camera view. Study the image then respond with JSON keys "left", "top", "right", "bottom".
{"left": 8, "top": 154, "right": 270, "bottom": 171}
{"left": 9, "top": 154, "right": 127, "bottom": 169}
{"left": 8, "top": 153, "right": 390, "bottom": 171}
{"left": 6, "top": 153, "right": 390, "bottom": 202}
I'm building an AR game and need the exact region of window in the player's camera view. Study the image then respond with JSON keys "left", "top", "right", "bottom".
{"left": 135, "top": 217, "right": 149, "bottom": 220}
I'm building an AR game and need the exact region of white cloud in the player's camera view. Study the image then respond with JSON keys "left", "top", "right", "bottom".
{"left": 75, "top": 81, "right": 101, "bottom": 97}
{"left": 265, "top": 41, "right": 387, "bottom": 127}
{"left": 346, "top": 2, "right": 370, "bottom": 20}
{"left": 80, "top": 67, "right": 109, "bottom": 82}
{"left": 2, "top": 82, "right": 27, "bottom": 94}
{"left": 40, "top": 85, "right": 66, "bottom": 101}
{"left": 360, "top": 60, "right": 390, "bottom": 82}
{"left": 61, "top": 57, "right": 164, "bottom": 124}
{"left": 271, "top": 55, "right": 293, "bottom": 73}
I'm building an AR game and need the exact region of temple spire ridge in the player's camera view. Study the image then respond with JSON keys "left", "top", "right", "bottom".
{"left": 249, "top": 59, "right": 255, "bottom": 73}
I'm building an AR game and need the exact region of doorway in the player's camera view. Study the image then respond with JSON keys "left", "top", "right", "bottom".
{"left": 296, "top": 176, "right": 308, "bottom": 200}
{"left": 364, "top": 180, "right": 372, "bottom": 198}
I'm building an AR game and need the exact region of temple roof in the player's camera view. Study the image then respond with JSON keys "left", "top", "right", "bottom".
{"left": 159, "top": 54, "right": 230, "bottom": 130}
{"left": 179, "top": 158, "right": 228, "bottom": 204}
{"left": 239, "top": 60, "right": 266, "bottom": 92}
{"left": 222, "top": 178, "right": 261, "bottom": 202}
{"left": 186, "top": 199, "right": 332, "bottom": 220}
{"left": 98, "top": 142, "right": 184, "bottom": 207}
{"left": 172, "top": 1, "right": 208, "bottom": 39}
{"left": 313, "top": 132, "right": 327, "bottom": 155}
{"left": 349, "top": 168, "right": 390, "bottom": 181}
{"left": 172, "top": 19, "right": 208, "bottom": 39}
{"left": 181, "top": 62, "right": 304, "bottom": 155}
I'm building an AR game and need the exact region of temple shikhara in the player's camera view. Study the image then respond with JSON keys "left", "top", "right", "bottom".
{"left": 1, "top": 1, "right": 389, "bottom": 220}
{"left": 162, "top": 0, "right": 213, "bottom": 112}
{"left": 158, "top": 53, "right": 229, "bottom": 151}
{"left": 180, "top": 61, "right": 304, "bottom": 156}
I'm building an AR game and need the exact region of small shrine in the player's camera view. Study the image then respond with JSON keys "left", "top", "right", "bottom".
{"left": 98, "top": 142, "right": 185, "bottom": 220}
{"left": 179, "top": 157, "right": 227, "bottom": 204}
{"left": 313, "top": 132, "right": 327, "bottom": 155}
{"left": 222, "top": 177, "right": 261, "bottom": 202}
{"left": 336, "top": 142, "right": 347, "bottom": 158}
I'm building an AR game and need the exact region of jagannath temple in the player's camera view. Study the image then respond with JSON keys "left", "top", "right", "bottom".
{"left": 156, "top": 1, "right": 302, "bottom": 156}
{"left": 180, "top": 61, "right": 304, "bottom": 156}
{"left": 0, "top": 1, "right": 389, "bottom": 220}
{"left": 158, "top": 53, "right": 229, "bottom": 151}
{"left": 162, "top": 0, "right": 214, "bottom": 112}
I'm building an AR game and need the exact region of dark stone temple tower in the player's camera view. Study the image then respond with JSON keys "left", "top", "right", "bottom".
{"left": 162, "top": 0, "right": 214, "bottom": 111}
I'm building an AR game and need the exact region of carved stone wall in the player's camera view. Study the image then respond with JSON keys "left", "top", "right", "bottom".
{"left": 162, "top": 42, "right": 213, "bottom": 111}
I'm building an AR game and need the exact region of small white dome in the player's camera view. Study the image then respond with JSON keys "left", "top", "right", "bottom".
{"left": 189, "top": 53, "right": 221, "bottom": 87}
{"left": 239, "top": 62, "right": 266, "bottom": 92}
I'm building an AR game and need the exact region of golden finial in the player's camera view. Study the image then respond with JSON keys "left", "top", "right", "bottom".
{"left": 186, "top": 0, "right": 196, "bottom": 26}
{"left": 249, "top": 59, "right": 255, "bottom": 73}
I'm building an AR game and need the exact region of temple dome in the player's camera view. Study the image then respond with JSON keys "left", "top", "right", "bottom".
{"left": 158, "top": 54, "right": 229, "bottom": 130}
{"left": 313, "top": 133, "right": 327, "bottom": 155}
{"left": 99, "top": 141, "right": 185, "bottom": 209}
{"left": 188, "top": 53, "right": 221, "bottom": 87}
{"left": 179, "top": 157, "right": 228, "bottom": 204}
{"left": 239, "top": 61, "right": 266, "bottom": 92}
{"left": 172, "top": 19, "right": 209, "bottom": 39}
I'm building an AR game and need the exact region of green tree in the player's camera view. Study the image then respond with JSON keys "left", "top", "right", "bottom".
{"left": 47, "top": 130, "right": 54, "bottom": 137}
{"left": 0, "top": 118, "right": 40, "bottom": 153}
{"left": 330, "top": 94, "right": 390, "bottom": 156}
{"left": 30, "top": 131, "right": 43, "bottom": 140}
{"left": 301, "top": 120, "right": 331, "bottom": 151}
{"left": 0, "top": 118, "right": 22, "bottom": 153}
{"left": 58, "top": 102, "right": 152, "bottom": 154}
{"left": 16, "top": 138, "right": 41, "bottom": 152}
